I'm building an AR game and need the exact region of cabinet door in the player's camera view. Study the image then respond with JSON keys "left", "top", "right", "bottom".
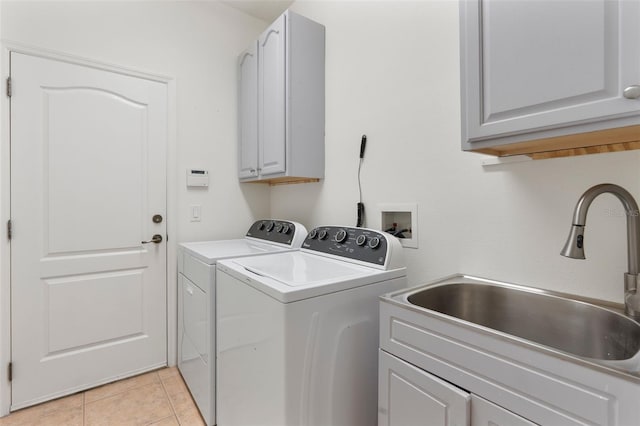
{"left": 258, "top": 13, "right": 287, "bottom": 176}
{"left": 471, "top": 395, "right": 537, "bottom": 426}
{"left": 461, "top": 0, "right": 640, "bottom": 147}
{"left": 379, "top": 350, "right": 470, "bottom": 426}
{"left": 238, "top": 42, "right": 259, "bottom": 179}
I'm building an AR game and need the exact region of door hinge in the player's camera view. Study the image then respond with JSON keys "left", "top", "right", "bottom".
{"left": 8, "top": 363, "right": 12, "bottom": 382}
{"left": 6, "top": 77, "right": 11, "bottom": 98}
{"left": 7, "top": 220, "right": 11, "bottom": 240}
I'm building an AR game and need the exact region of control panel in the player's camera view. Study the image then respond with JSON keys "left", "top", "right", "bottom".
{"left": 303, "top": 226, "right": 389, "bottom": 266}
{"left": 246, "top": 220, "right": 299, "bottom": 245}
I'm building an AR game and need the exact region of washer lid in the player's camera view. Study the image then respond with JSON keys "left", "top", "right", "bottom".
{"left": 235, "top": 251, "right": 378, "bottom": 287}
{"left": 222, "top": 251, "right": 407, "bottom": 303}
{"left": 179, "top": 239, "right": 289, "bottom": 265}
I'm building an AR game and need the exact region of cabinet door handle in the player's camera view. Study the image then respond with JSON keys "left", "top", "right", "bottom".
{"left": 623, "top": 85, "right": 640, "bottom": 99}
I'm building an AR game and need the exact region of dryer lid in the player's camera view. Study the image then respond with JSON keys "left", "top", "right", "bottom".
{"left": 180, "top": 239, "right": 288, "bottom": 265}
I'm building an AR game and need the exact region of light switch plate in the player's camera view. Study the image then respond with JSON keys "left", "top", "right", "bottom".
{"left": 190, "top": 205, "right": 201, "bottom": 222}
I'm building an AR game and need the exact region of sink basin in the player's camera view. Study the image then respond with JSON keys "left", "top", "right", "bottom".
{"left": 407, "top": 282, "right": 640, "bottom": 361}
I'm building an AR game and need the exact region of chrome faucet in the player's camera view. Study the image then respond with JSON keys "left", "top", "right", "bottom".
{"left": 561, "top": 184, "right": 640, "bottom": 319}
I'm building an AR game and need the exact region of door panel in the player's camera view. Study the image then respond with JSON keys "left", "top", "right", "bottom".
{"left": 378, "top": 350, "right": 470, "bottom": 426}
{"left": 482, "top": 0, "right": 610, "bottom": 119}
{"left": 259, "top": 13, "right": 286, "bottom": 176}
{"left": 238, "top": 42, "right": 259, "bottom": 179}
{"left": 46, "top": 270, "right": 145, "bottom": 354}
{"left": 471, "top": 395, "right": 537, "bottom": 426}
{"left": 463, "top": 0, "right": 640, "bottom": 143}
{"left": 10, "top": 52, "right": 167, "bottom": 409}
{"left": 45, "top": 87, "right": 146, "bottom": 253}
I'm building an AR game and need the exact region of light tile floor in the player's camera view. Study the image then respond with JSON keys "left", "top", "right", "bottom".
{"left": 0, "top": 367, "right": 205, "bottom": 426}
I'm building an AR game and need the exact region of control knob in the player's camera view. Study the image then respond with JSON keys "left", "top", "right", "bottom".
{"left": 355, "top": 235, "right": 367, "bottom": 246}
{"left": 308, "top": 229, "right": 318, "bottom": 239}
{"left": 318, "top": 230, "right": 328, "bottom": 240}
{"left": 275, "top": 223, "right": 284, "bottom": 233}
{"left": 282, "top": 224, "right": 290, "bottom": 234}
{"left": 335, "top": 229, "right": 348, "bottom": 243}
{"left": 266, "top": 221, "right": 275, "bottom": 232}
{"left": 368, "top": 236, "right": 381, "bottom": 249}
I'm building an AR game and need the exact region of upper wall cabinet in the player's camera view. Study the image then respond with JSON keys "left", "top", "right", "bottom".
{"left": 460, "top": 0, "right": 640, "bottom": 159}
{"left": 238, "top": 10, "right": 325, "bottom": 184}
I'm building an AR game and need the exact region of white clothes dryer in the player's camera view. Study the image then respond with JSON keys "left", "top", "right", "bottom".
{"left": 177, "top": 220, "right": 307, "bottom": 426}
{"left": 216, "top": 226, "right": 407, "bottom": 426}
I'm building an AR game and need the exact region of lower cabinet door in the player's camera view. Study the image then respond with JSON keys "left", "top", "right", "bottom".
{"left": 378, "top": 350, "right": 470, "bottom": 426}
{"left": 471, "top": 395, "right": 537, "bottom": 426}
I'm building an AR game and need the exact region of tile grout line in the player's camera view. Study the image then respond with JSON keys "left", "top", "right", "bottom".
{"left": 1, "top": 369, "right": 182, "bottom": 426}
{"left": 158, "top": 371, "right": 181, "bottom": 425}
{"left": 83, "top": 370, "right": 162, "bottom": 425}
{"left": 84, "top": 370, "right": 163, "bottom": 405}
{"left": 143, "top": 370, "right": 178, "bottom": 426}
{"left": 143, "top": 371, "right": 176, "bottom": 426}
{"left": 146, "top": 415, "right": 178, "bottom": 426}
{"left": 82, "top": 391, "right": 86, "bottom": 426}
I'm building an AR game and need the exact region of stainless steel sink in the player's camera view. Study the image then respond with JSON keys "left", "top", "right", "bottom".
{"left": 406, "top": 281, "right": 640, "bottom": 361}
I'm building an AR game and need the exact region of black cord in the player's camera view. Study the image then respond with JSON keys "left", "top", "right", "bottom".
{"left": 358, "top": 157, "right": 363, "bottom": 205}
{"left": 356, "top": 135, "right": 367, "bottom": 227}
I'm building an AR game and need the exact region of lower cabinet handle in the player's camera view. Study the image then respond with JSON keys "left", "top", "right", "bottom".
{"left": 623, "top": 85, "right": 640, "bottom": 99}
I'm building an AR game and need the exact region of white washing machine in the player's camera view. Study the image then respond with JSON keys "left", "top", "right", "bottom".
{"left": 177, "top": 220, "right": 307, "bottom": 426}
{"left": 216, "top": 226, "right": 407, "bottom": 426}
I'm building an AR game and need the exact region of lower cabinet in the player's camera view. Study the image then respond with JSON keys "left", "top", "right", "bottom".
{"left": 470, "top": 395, "right": 536, "bottom": 426}
{"left": 378, "top": 350, "right": 536, "bottom": 426}
{"left": 380, "top": 289, "right": 640, "bottom": 425}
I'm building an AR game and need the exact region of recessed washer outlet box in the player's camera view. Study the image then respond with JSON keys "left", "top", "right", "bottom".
{"left": 377, "top": 203, "right": 418, "bottom": 249}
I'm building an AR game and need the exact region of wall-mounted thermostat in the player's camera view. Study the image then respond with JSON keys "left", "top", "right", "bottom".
{"left": 187, "top": 169, "right": 209, "bottom": 187}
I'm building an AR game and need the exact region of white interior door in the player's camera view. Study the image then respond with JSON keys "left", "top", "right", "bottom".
{"left": 10, "top": 52, "right": 168, "bottom": 410}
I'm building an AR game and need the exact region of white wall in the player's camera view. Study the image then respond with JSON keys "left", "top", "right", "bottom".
{"left": 1, "top": 0, "right": 271, "bottom": 242}
{"left": 272, "top": 0, "right": 640, "bottom": 304}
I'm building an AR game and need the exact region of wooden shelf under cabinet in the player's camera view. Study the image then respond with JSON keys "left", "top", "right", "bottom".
{"left": 472, "top": 125, "right": 640, "bottom": 160}
{"left": 247, "top": 176, "right": 321, "bottom": 186}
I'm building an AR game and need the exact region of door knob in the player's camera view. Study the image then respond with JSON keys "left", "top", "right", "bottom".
{"left": 142, "top": 234, "right": 163, "bottom": 244}
{"left": 623, "top": 85, "right": 640, "bottom": 99}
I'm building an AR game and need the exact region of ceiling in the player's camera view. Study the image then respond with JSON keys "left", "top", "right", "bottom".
{"left": 221, "top": 0, "right": 295, "bottom": 22}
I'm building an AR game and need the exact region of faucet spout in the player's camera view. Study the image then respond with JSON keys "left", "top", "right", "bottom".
{"left": 560, "top": 224, "right": 585, "bottom": 259}
{"left": 561, "top": 184, "right": 640, "bottom": 319}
